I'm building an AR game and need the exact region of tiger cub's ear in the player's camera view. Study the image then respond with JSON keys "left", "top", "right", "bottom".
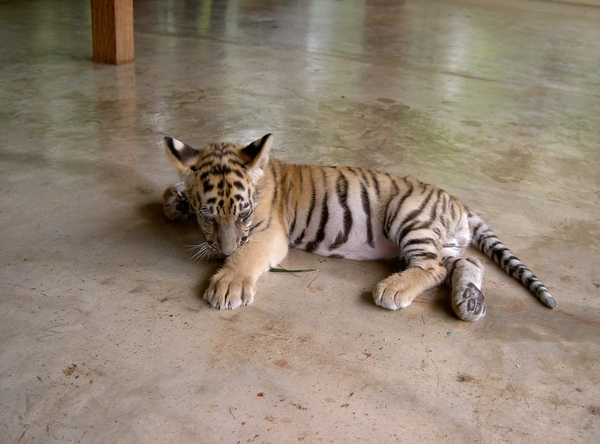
{"left": 164, "top": 137, "right": 200, "bottom": 172}
{"left": 241, "top": 134, "right": 272, "bottom": 178}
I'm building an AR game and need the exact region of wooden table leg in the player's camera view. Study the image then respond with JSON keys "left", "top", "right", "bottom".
{"left": 91, "top": 0, "right": 134, "bottom": 64}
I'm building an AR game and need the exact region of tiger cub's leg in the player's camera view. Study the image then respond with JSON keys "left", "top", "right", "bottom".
{"left": 204, "top": 222, "right": 289, "bottom": 310}
{"left": 444, "top": 257, "right": 486, "bottom": 321}
{"left": 373, "top": 256, "right": 448, "bottom": 311}
{"left": 163, "top": 182, "right": 194, "bottom": 220}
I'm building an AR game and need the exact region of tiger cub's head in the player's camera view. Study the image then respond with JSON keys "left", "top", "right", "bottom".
{"left": 164, "top": 134, "right": 272, "bottom": 257}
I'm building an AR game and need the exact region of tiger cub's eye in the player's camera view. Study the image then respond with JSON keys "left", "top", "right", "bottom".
{"left": 198, "top": 206, "right": 214, "bottom": 222}
{"left": 238, "top": 208, "right": 252, "bottom": 222}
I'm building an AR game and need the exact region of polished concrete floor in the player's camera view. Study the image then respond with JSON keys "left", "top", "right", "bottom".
{"left": 1, "top": 0, "right": 600, "bottom": 442}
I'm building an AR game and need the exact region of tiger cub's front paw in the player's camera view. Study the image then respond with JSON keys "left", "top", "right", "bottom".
{"left": 373, "top": 274, "right": 415, "bottom": 310}
{"left": 204, "top": 270, "right": 257, "bottom": 310}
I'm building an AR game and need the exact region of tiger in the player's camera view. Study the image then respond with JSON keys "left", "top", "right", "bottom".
{"left": 162, "top": 133, "right": 556, "bottom": 321}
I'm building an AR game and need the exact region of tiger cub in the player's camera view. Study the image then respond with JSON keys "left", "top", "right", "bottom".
{"left": 162, "top": 133, "right": 556, "bottom": 321}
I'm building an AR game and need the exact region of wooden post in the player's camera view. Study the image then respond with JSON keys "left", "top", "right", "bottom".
{"left": 91, "top": 0, "right": 134, "bottom": 64}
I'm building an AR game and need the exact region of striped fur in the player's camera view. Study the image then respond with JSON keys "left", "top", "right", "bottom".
{"left": 163, "top": 134, "right": 556, "bottom": 320}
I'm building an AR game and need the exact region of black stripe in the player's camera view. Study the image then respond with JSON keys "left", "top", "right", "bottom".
{"left": 530, "top": 281, "right": 545, "bottom": 291}
{"left": 406, "top": 251, "right": 439, "bottom": 262}
{"left": 203, "top": 181, "right": 214, "bottom": 193}
{"left": 449, "top": 198, "right": 456, "bottom": 221}
{"left": 262, "top": 162, "right": 278, "bottom": 230}
{"left": 292, "top": 168, "right": 316, "bottom": 245}
{"left": 211, "top": 164, "right": 233, "bottom": 176}
{"left": 293, "top": 230, "right": 306, "bottom": 245}
{"left": 441, "top": 193, "right": 448, "bottom": 215}
{"left": 422, "top": 189, "right": 442, "bottom": 229}
{"left": 250, "top": 220, "right": 265, "bottom": 234}
{"left": 385, "top": 178, "right": 414, "bottom": 235}
{"left": 305, "top": 171, "right": 329, "bottom": 253}
{"left": 330, "top": 172, "right": 352, "bottom": 249}
{"left": 403, "top": 237, "right": 437, "bottom": 248}
{"left": 269, "top": 161, "right": 279, "bottom": 209}
{"left": 287, "top": 167, "right": 301, "bottom": 237}
{"left": 464, "top": 257, "right": 481, "bottom": 268}
{"left": 477, "top": 233, "right": 496, "bottom": 244}
{"left": 390, "top": 175, "right": 400, "bottom": 195}
{"left": 492, "top": 245, "right": 510, "bottom": 264}
{"left": 204, "top": 149, "right": 238, "bottom": 161}
{"left": 360, "top": 182, "right": 375, "bottom": 248}
{"left": 484, "top": 239, "right": 502, "bottom": 253}
{"left": 501, "top": 254, "right": 518, "bottom": 268}
{"left": 485, "top": 239, "right": 503, "bottom": 251}
{"left": 358, "top": 168, "right": 370, "bottom": 189}
{"left": 306, "top": 191, "right": 329, "bottom": 252}
{"left": 288, "top": 213, "right": 297, "bottom": 237}
{"left": 514, "top": 265, "right": 527, "bottom": 280}
{"left": 346, "top": 167, "right": 360, "bottom": 179}
{"left": 370, "top": 170, "right": 381, "bottom": 198}
{"left": 394, "top": 188, "right": 436, "bottom": 243}
{"left": 231, "top": 169, "right": 245, "bottom": 179}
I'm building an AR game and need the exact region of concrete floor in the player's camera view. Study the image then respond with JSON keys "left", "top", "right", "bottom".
{"left": 1, "top": 0, "right": 600, "bottom": 442}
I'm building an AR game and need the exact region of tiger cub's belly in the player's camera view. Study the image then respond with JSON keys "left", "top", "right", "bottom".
{"left": 317, "top": 238, "right": 399, "bottom": 261}
{"left": 295, "top": 232, "right": 399, "bottom": 261}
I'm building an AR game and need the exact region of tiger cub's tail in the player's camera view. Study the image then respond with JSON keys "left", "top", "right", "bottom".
{"left": 468, "top": 213, "right": 556, "bottom": 309}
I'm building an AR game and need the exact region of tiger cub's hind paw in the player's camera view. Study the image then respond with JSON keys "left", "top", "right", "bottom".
{"left": 453, "top": 283, "right": 486, "bottom": 322}
{"left": 163, "top": 182, "right": 193, "bottom": 220}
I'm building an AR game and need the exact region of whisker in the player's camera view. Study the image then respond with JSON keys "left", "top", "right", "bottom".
{"left": 185, "top": 244, "right": 203, "bottom": 253}
{"left": 186, "top": 242, "right": 222, "bottom": 262}
{"left": 193, "top": 245, "right": 209, "bottom": 261}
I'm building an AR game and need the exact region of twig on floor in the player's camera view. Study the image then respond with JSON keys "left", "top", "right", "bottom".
{"left": 307, "top": 271, "right": 324, "bottom": 288}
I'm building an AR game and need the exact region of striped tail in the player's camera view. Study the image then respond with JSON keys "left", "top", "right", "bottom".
{"left": 468, "top": 214, "right": 556, "bottom": 309}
